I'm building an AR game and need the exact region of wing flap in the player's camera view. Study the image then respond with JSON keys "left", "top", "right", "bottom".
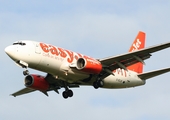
{"left": 138, "top": 68, "right": 170, "bottom": 80}
{"left": 11, "top": 87, "right": 36, "bottom": 97}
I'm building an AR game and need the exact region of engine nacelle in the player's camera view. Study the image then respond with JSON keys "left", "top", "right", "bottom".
{"left": 76, "top": 57, "right": 102, "bottom": 74}
{"left": 24, "top": 74, "right": 49, "bottom": 91}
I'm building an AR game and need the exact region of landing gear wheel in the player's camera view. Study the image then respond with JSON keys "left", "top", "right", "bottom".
{"left": 97, "top": 80, "right": 104, "bottom": 87}
{"left": 93, "top": 80, "right": 104, "bottom": 89}
{"left": 62, "top": 90, "right": 74, "bottom": 99}
{"left": 93, "top": 82, "right": 99, "bottom": 89}
{"left": 68, "top": 90, "right": 73, "bottom": 97}
{"left": 23, "top": 70, "right": 29, "bottom": 76}
{"left": 62, "top": 91, "right": 68, "bottom": 99}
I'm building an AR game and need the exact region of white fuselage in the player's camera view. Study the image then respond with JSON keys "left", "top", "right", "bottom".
{"left": 5, "top": 40, "right": 145, "bottom": 88}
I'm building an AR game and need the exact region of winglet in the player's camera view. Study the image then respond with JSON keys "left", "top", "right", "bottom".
{"left": 127, "top": 31, "right": 146, "bottom": 73}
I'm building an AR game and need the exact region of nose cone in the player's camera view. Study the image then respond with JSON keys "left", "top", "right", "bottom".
{"left": 5, "top": 46, "right": 12, "bottom": 56}
{"left": 5, "top": 46, "right": 17, "bottom": 60}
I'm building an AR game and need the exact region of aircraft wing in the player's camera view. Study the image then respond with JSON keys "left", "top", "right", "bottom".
{"left": 11, "top": 88, "right": 36, "bottom": 97}
{"left": 100, "top": 42, "right": 170, "bottom": 72}
{"left": 11, "top": 74, "right": 79, "bottom": 97}
{"left": 138, "top": 68, "right": 170, "bottom": 80}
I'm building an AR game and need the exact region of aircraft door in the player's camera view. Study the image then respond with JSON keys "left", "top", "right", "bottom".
{"left": 35, "top": 43, "right": 41, "bottom": 54}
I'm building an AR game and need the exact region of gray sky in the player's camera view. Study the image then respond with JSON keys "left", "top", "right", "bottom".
{"left": 1, "top": 1, "right": 170, "bottom": 120}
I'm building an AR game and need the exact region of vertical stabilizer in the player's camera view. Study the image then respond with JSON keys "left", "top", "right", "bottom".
{"left": 127, "top": 31, "right": 145, "bottom": 73}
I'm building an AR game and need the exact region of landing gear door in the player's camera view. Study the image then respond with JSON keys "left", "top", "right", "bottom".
{"left": 35, "top": 43, "right": 41, "bottom": 54}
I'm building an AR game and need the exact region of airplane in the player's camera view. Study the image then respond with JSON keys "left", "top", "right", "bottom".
{"left": 5, "top": 31, "right": 170, "bottom": 99}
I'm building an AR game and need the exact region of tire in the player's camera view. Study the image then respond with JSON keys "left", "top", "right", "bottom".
{"left": 93, "top": 82, "right": 99, "bottom": 89}
{"left": 98, "top": 80, "right": 104, "bottom": 87}
{"left": 68, "top": 90, "right": 73, "bottom": 97}
{"left": 23, "top": 70, "right": 29, "bottom": 76}
{"left": 62, "top": 91, "right": 68, "bottom": 99}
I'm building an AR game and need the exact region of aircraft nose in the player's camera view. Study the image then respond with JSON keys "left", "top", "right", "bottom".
{"left": 5, "top": 46, "right": 15, "bottom": 57}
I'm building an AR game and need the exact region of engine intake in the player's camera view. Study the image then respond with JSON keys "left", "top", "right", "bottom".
{"left": 76, "top": 57, "right": 102, "bottom": 74}
{"left": 25, "top": 74, "right": 49, "bottom": 91}
{"left": 25, "top": 75, "right": 33, "bottom": 86}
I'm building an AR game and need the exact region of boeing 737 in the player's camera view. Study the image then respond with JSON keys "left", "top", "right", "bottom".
{"left": 5, "top": 31, "right": 170, "bottom": 99}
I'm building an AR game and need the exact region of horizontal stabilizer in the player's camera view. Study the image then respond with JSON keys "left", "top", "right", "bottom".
{"left": 11, "top": 88, "right": 36, "bottom": 97}
{"left": 138, "top": 68, "right": 170, "bottom": 80}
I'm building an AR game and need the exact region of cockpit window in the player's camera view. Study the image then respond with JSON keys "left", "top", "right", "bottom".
{"left": 13, "top": 41, "right": 26, "bottom": 46}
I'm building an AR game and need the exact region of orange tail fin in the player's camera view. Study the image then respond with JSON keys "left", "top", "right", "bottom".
{"left": 127, "top": 31, "right": 145, "bottom": 73}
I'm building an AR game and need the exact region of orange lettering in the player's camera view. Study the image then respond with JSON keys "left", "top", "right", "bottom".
{"left": 58, "top": 48, "right": 67, "bottom": 58}
{"left": 65, "top": 50, "right": 74, "bottom": 63}
{"left": 75, "top": 55, "right": 78, "bottom": 60}
{"left": 77, "top": 53, "right": 82, "bottom": 57}
{"left": 40, "top": 43, "right": 49, "bottom": 53}
{"left": 49, "top": 45, "right": 59, "bottom": 56}
{"left": 75, "top": 53, "right": 82, "bottom": 60}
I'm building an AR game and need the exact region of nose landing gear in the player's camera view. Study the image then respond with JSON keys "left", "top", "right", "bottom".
{"left": 23, "top": 69, "right": 29, "bottom": 76}
{"left": 16, "top": 60, "right": 29, "bottom": 76}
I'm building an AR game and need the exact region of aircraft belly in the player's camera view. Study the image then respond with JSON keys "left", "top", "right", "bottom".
{"left": 103, "top": 74, "right": 145, "bottom": 89}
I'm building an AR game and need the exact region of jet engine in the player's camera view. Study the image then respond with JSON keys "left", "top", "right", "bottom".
{"left": 24, "top": 74, "right": 49, "bottom": 91}
{"left": 76, "top": 58, "right": 102, "bottom": 74}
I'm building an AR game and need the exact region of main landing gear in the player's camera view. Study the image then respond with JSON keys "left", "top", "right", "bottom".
{"left": 62, "top": 89, "right": 73, "bottom": 99}
{"left": 62, "top": 83, "right": 73, "bottom": 99}
{"left": 93, "top": 78, "right": 104, "bottom": 89}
